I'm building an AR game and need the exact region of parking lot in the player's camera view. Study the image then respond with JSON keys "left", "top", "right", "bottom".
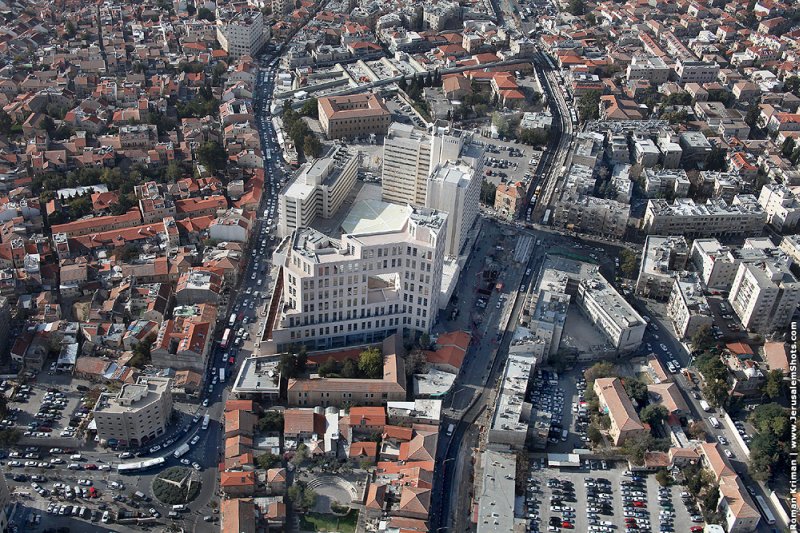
{"left": 525, "top": 463, "right": 704, "bottom": 533}
{"left": 2, "top": 380, "right": 89, "bottom": 444}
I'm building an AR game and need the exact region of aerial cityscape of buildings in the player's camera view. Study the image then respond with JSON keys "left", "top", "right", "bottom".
{"left": 0, "top": 0, "right": 797, "bottom": 531}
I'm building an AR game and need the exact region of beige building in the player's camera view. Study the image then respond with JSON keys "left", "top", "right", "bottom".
{"left": 382, "top": 123, "right": 435, "bottom": 206}
{"left": 729, "top": 259, "right": 800, "bottom": 334}
{"left": 426, "top": 160, "right": 481, "bottom": 257}
{"left": 216, "top": 7, "right": 269, "bottom": 59}
{"left": 666, "top": 274, "right": 713, "bottom": 339}
{"left": 286, "top": 335, "right": 406, "bottom": 406}
{"left": 265, "top": 203, "right": 447, "bottom": 354}
{"left": 577, "top": 277, "right": 646, "bottom": 353}
{"left": 494, "top": 181, "right": 525, "bottom": 220}
{"left": 277, "top": 145, "right": 358, "bottom": 238}
{"left": 643, "top": 196, "right": 766, "bottom": 238}
{"left": 93, "top": 376, "right": 173, "bottom": 447}
{"left": 636, "top": 235, "right": 689, "bottom": 300}
{"left": 554, "top": 195, "right": 630, "bottom": 238}
{"left": 318, "top": 93, "right": 391, "bottom": 140}
{"left": 380, "top": 123, "right": 467, "bottom": 206}
{"left": 593, "top": 377, "right": 647, "bottom": 446}
{"left": 757, "top": 182, "right": 800, "bottom": 232}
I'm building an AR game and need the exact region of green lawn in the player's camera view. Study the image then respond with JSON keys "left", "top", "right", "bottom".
{"left": 299, "top": 510, "right": 358, "bottom": 533}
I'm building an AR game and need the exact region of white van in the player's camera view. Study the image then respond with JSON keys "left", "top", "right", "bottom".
{"left": 70, "top": 454, "right": 82, "bottom": 461}
{"left": 446, "top": 423, "right": 454, "bottom": 436}
{"left": 67, "top": 463, "right": 81, "bottom": 470}
{"left": 172, "top": 504, "right": 187, "bottom": 512}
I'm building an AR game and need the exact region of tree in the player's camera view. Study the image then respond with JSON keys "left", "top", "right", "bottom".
{"left": 691, "top": 325, "right": 714, "bottom": 351}
{"left": 0, "top": 110, "right": 12, "bottom": 136}
{"left": 257, "top": 411, "right": 284, "bottom": 432}
{"left": 700, "top": 485, "right": 719, "bottom": 514}
{"left": 588, "top": 425, "right": 603, "bottom": 444}
{"left": 398, "top": 77, "right": 408, "bottom": 92}
{"left": 480, "top": 181, "right": 496, "bottom": 205}
{"left": 640, "top": 404, "right": 669, "bottom": 426}
{"left": 279, "top": 353, "right": 299, "bottom": 378}
{"left": 706, "top": 146, "right": 727, "bottom": 172}
{"left": 685, "top": 421, "right": 707, "bottom": 440}
{"left": 291, "top": 443, "right": 309, "bottom": 466}
{"left": 655, "top": 469, "right": 670, "bottom": 486}
{"left": 0, "top": 429, "right": 21, "bottom": 446}
{"left": 577, "top": 90, "right": 601, "bottom": 120}
{"left": 65, "top": 20, "right": 76, "bottom": 37}
{"left": 586, "top": 12, "right": 597, "bottom": 25}
{"left": 256, "top": 453, "right": 281, "bottom": 469}
{"left": 303, "top": 135, "right": 322, "bottom": 159}
{"left": 129, "top": 334, "right": 156, "bottom": 368}
{"left": 318, "top": 357, "right": 340, "bottom": 377}
{"left": 567, "top": 0, "right": 585, "bottom": 15}
{"left": 703, "top": 379, "right": 729, "bottom": 408}
{"left": 785, "top": 76, "right": 800, "bottom": 98}
{"left": 197, "top": 7, "right": 215, "bottom": 20}
{"left": 300, "top": 98, "right": 318, "bottom": 119}
{"left": 781, "top": 137, "right": 796, "bottom": 158}
{"left": 624, "top": 378, "right": 648, "bottom": 405}
{"left": 295, "top": 345, "right": 307, "bottom": 374}
{"left": 762, "top": 369, "right": 784, "bottom": 400}
{"left": 41, "top": 115, "right": 56, "bottom": 134}
{"left": 358, "top": 347, "right": 383, "bottom": 379}
{"left": 744, "top": 104, "right": 760, "bottom": 129}
{"left": 341, "top": 359, "right": 358, "bottom": 378}
{"left": 584, "top": 361, "right": 617, "bottom": 382}
{"left": 197, "top": 141, "right": 227, "bottom": 173}
{"left": 621, "top": 433, "right": 654, "bottom": 465}
{"left": 287, "top": 484, "right": 303, "bottom": 505}
{"left": 406, "top": 350, "right": 427, "bottom": 376}
{"left": 302, "top": 487, "right": 317, "bottom": 509}
{"left": 618, "top": 249, "right": 638, "bottom": 278}
{"left": 518, "top": 128, "right": 549, "bottom": 146}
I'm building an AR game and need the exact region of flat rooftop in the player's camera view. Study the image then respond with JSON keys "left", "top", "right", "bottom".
{"left": 476, "top": 450, "right": 517, "bottom": 533}
{"left": 233, "top": 355, "right": 281, "bottom": 395}
{"left": 340, "top": 198, "right": 409, "bottom": 235}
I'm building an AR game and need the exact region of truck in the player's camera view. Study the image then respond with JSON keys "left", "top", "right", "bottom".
{"left": 699, "top": 400, "right": 712, "bottom": 412}
{"left": 228, "top": 313, "right": 236, "bottom": 327}
{"left": 219, "top": 368, "right": 225, "bottom": 383}
{"left": 172, "top": 444, "right": 190, "bottom": 459}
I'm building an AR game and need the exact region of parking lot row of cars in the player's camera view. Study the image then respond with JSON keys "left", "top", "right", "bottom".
{"left": 529, "top": 369, "right": 566, "bottom": 444}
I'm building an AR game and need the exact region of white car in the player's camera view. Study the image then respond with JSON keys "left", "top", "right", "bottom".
{"left": 724, "top": 449, "right": 733, "bottom": 458}
{"left": 192, "top": 462, "right": 202, "bottom": 471}
{"left": 149, "top": 445, "right": 161, "bottom": 453}
{"left": 180, "top": 459, "right": 190, "bottom": 465}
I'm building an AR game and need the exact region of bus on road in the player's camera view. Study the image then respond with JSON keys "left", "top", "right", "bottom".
{"left": 542, "top": 209, "right": 551, "bottom": 225}
{"left": 220, "top": 328, "right": 231, "bottom": 350}
{"left": 755, "top": 494, "right": 775, "bottom": 525}
{"left": 754, "top": 495, "right": 776, "bottom": 525}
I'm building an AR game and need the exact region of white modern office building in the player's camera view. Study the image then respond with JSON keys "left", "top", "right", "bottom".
{"left": 277, "top": 145, "right": 358, "bottom": 238}
{"left": 426, "top": 161, "right": 481, "bottom": 257}
{"left": 381, "top": 123, "right": 468, "bottom": 206}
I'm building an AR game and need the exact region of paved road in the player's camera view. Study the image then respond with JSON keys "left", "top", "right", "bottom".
{"left": 430, "top": 224, "right": 554, "bottom": 532}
